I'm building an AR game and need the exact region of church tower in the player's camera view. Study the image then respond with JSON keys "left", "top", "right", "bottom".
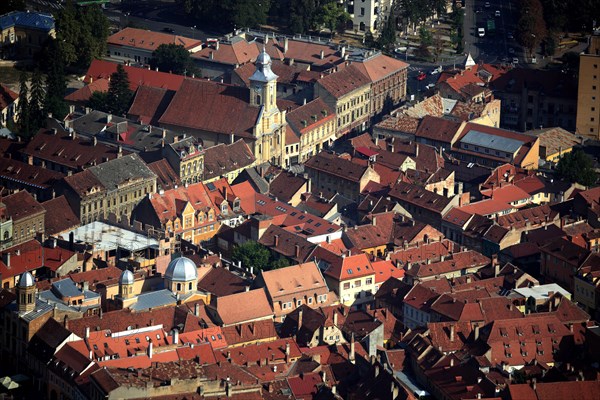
{"left": 17, "top": 271, "right": 36, "bottom": 313}
{"left": 249, "top": 46, "right": 278, "bottom": 113}
{"left": 248, "top": 45, "right": 287, "bottom": 166}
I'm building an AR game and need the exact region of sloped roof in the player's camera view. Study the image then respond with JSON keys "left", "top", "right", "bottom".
{"left": 148, "top": 181, "right": 214, "bottom": 223}
{"left": 127, "top": 85, "right": 175, "bottom": 125}
{"left": 203, "top": 139, "right": 256, "bottom": 180}
{"left": 107, "top": 27, "right": 202, "bottom": 52}
{"left": 64, "top": 78, "right": 110, "bottom": 103}
{"left": 84, "top": 60, "right": 186, "bottom": 91}
{"left": 286, "top": 97, "right": 334, "bottom": 135}
{"left": 159, "top": 78, "right": 260, "bottom": 137}
{"left": 215, "top": 288, "right": 273, "bottom": 325}
{"left": 260, "top": 262, "right": 327, "bottom": 298}
{"left": 323, "top": 252, "right": 375, "bottom": 281}
{"left": 316, "top": 64, "right": 371, "bottom": 98}
{"left": 4, "top": 190, "right": 45, "bottom": 222}
{"left": 305, "top": 152, "right": 370, "bottom": 183}
{"left": 358, "top": 53, "right": 409, "bottom": 82}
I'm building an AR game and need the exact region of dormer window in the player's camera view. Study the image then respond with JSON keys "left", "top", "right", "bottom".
{"left": 233, "top": 198, "right": 240, "bottom": 212}
{"left": 221, "top": 202, "right": 228, "bottom": 215}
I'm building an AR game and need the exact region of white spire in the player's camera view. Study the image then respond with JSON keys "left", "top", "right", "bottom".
{"left": 465, "top": 53, "right": 476, "bottom": 68}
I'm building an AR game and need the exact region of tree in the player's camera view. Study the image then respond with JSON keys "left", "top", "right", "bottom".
{"left": 317, "top": 2, "right": 350, "bottom": 37}
{"left": 87, "top": 91, "right": 110, "bottom": 113}
{"left": 107, "top": 64, "right": 133, "bottom": 116}
{"left": 177, "top": 0, "right": 270, "bottom": 30}
{"left": 270, "top": 257, "right": 290, "bottom": 270}
{"left": 55, "top": 1, "right": 109, "bottom": 69}
{"left": 28, "top": 69, "right": 46, "bottom": 134}
{"left": 232, "top": 241, "right": 271, "bottom": 272}
{"left": 556, "top": 150, "right": 597, "bottom": 187}
{"left": 16, "top": 71, "right": 30, "bottom": 139}
{"left": 516, "top": 0, "right": 547, "bottom": 56}
{"left": 364, "top": 31, "right": 378, "bottom": 48}
{"left": 44, "top": 40, "right": 68, "bottom": 120}
{"left": 0, "top": 0, "right": 25, "bottom": 14}
{"left": 150, "top": 44, "right": 194, "bottom": 75}
{"left": 377, "top": 15, "right": 397, "bottom": 51}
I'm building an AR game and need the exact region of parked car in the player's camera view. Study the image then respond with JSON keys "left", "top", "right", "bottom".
{"left": 416, "top": 71, "right": 427, "bottom": 81}
{"left": 507, "top": 32, "right": 514, "bottom": 40}
{"left": 430, "top": 66, "right": 442, "bottom": 75}
{"left": 495, "top": 10, "right": 501, "bottom": 17}
{"left": 508, "top": 47, "right": 515, "bottom": 54}
{"left": 485, "top": 2, "right": 490, "bottom": 8}
{"left": 425, "top": 83, "right": 435, "bottom": 90}
{"left": 478, "top": 28, "right": 486, "bottom": 37}
{"left": 512, "top": 57, "right": 519, "bottom": 64}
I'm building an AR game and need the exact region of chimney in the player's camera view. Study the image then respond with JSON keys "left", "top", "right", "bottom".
{"left": 284, "top": 37, "right": 289, "bottom": 54}
{"left": 148, "top": 340, "right": 153, "bottom": 359}
{"left": 340, "top": 45, "right": 346, "bottom": 58}
{"left": 195, "top": 302, "right": 200, "bottom": 317}
{"left": 298, "top": 309, "right": 303, "bottom": 330}
{"left": 85, "top": 326, "right": 90, "bottom": 339}
{"left": 320, "top": 50, "right": 324, "bottom": 59}
{"left": 285, "top": 341, "right": 290, "bottom": 358}
{"left": 209, "top": 51, "right": 214, "bottom": 60}
{"left": 374, "top": 365, "right": 380, "bottom": 377}
{"left": 230, "top": 133, "right": 235, "bottom": 144}
{"left": 295, "top": 244, "right": 300, "bottom": 258}
{"left": 106, "top": 114, "right": 112, "bottom": 124}
{"left": 63, "top": 315, "right": 69, "bottom": 329}
{"left": 474, "top": 325, "right": 480, "bottom": 340}
{"left": 450, "top": 325, "right": 455, "bottom": 342}
{"left": 172, "top": 329, "right": 179, "bottom": 344}
{"left": 333, "top": 310, "right": 338, "bottom": 326}
{"left": 92, "top": 136, "right": 97, "bottom": 146}
{"left": 274, "top": 235, "right": 279, "bottom": 247}
{"left": 321, "top": 370, "right": 326, "bottom": 384}
{"left": 349, "top": 333, "right": 355, "bottom": 363}
{"left": 372, "top": 216, "right": 377, "bottom": 226}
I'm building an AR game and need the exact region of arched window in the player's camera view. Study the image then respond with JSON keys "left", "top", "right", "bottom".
{"left": 188, "top": 282, "right": 192, "bottom": 290}
{"left": 177, "top": 283, "right": 181, "bottom": 291}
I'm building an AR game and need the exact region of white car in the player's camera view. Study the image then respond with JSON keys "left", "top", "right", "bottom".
{"left": 430, "top": 66, "right": 442, "bottom": 75}
{"left": 425, "top": 83, "right": 436, "bottom": 90}
{"left": 485, "top": 2, "right": 490, "bottom": 8}
{"left": 478, "top": 28, "right": 485, "bottom": 37}
{"left": 512, "top": 57, "right": 519, "bottom": 64}
{"left": 495, "top": 10, "right": 501, "bottom": 17}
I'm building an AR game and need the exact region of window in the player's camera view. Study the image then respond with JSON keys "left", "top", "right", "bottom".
{"left": 343, "top": 282, "right": 350, "bottom": 290}
{"left": 297, "top": 300, "right": 302, "bottom": 306}
{"left": 308, "top": 297, "right": 313, "bottom": 304}
{"left": 354, "top": 280, "right": 361, "bottom": 287}
{"left": 366, "top": 278, "right": 373, "bottom": 285}
{"left": 282, "top": 302, "right": 287, "bottom": 310}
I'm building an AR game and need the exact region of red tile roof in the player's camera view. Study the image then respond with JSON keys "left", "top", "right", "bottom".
{"left": 127, "top": 85, "right": 175, "bottom": 125}
{"left": 107, "top": 27, "right": 202, "bottom": 52}
{"left": 3, "top": 190, "right": 44, "bottom": 222}
{"left": 147, "top": 158, "right": 181, "bottom": 191}
{"left": 305, "top": 151, "right": 372, "bottom": 183}
{"left": 358, "top": 53, "right": 408, "bottom": 82}
{"left": 214, "top": 288, "right": 273, "bottom": 326}
{"left": 0, "top": 240, "right": 43, "bottom": 280}
{"left": 192, "top": 39, "right": 260, "bottom": 65}
{"left": 322, "top": 252, "right": 375, "bottom": 281}
{"left": 203, "top": 139, "right": 256, "bottom": 181}
{"left": 287, "top": 372, "right": 323, "bottom": 398}
{"left": 509, "top": 381, "right": 600, "bottom": 400}
{"left": 42, "top": 195, "right": 80, "bottom": 235}
{"left": 84, "top": 60, "right": 185, "bottom": 91}
{"left": 147, "top": 181, "right": 215, "bottom": 224}
{"left": 158, "top": 78, "right": 259, "bottom": 137}
{"left": 316, "top": 64, "right": 371, "bottom": 98}
{"left": 371, "top": 259, "right": 404, "bottom": 284}
{"left": 64, "top": 78, "right": 110, "bottom": 103}
{"left": 286, "top": 98, "right": 334, "bottom": 135}
{"left": 22, "top": 127, "right": 126, "bottom": 171}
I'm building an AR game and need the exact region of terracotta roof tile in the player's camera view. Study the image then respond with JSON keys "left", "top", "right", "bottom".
{"left": 159, "top": 79, "right": 259, "bottom": 137}
{"left": 4, "top": 190, "right": 45, "bottom": 222}
{"left": 64, "top": 78, "right": 110, "bottom": 103}
{"left": 214, "top": 288, "right": 273, "bottom": 325}
{"left": 286, "top": 97, "right": 334, "bottom": 135}
{"left": 316, "top": 64, "right": 371, "bottom": 98}
{"left": 41, "top": 195, "right": 80, "bottom": 235}
{"left": 268, "top": 172, "right": 307, "bottom": 203}
{"left": 415, "top": 115, "right": 462, "bottom": 144}
{"left": 127, "top": 86, "right": 175, "bottom": 125}
{"left": 108, "top": 27, "right": 202, "bottom": 52}
{"left": 0, "top": 83, "right": 18, "bottom": 110}
{"left": 197, "top": 266, "right": 248, "bottom": 297}
{"left": 84, "top": 60, "right": 185, "bottom": 91}
{"left": 203, "top": 139, "right": 256, "bottom": 181}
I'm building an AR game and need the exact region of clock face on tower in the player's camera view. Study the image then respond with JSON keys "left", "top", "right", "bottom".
{"left": 253, "top": 85, "right": 262, "bottom": 93}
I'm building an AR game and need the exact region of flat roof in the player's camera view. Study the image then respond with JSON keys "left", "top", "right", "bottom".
{"left": 66, "top": 222, "right": 159, "bottom": 252}
{"left": 461, "top": 130, "right": 524, "bottom": 153}
{"left": 512, "top": 283, "right": 571, "bottom": 300}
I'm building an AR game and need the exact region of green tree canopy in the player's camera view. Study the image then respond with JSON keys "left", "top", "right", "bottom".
{"left": 178, "top": 0, "right": 270, "bottom": 30}
{"left": 317, "top": 1, "right": 350, "bottom": 37}
{"left": 55, "top": 1, "right": 109, "bottom": 69}
{"left": 516, "top": 0, "right": 547, "bottom": 55}
{"left": 107, "top": 64, "right": 133, "bottom": 116}
{"left": 556, "top": 150, "right": 597, "bottom": 187}
{"left": 28, "top": 69, "right": 46, "bottom": 134}
{"left": 232, "top": 241, "right": 271, "bottom": 272}
{"left": 150, "top": 44, "right": 194, "bottom": 75}
{"left": 87, "top": 91, "right": 110, "bottom": 113}
{"left": 377, "top": 15, "right": 397, "bottom": 50}
{"left": 17, "top": 71, "right": 30, "bottom": 139}
{"left": 44, "top": 39, "right": 68, "bottom": 120}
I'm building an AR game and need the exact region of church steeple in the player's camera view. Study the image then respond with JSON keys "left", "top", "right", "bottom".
{"left": 249, "top": 45, "right": 278, "bottom": 112}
